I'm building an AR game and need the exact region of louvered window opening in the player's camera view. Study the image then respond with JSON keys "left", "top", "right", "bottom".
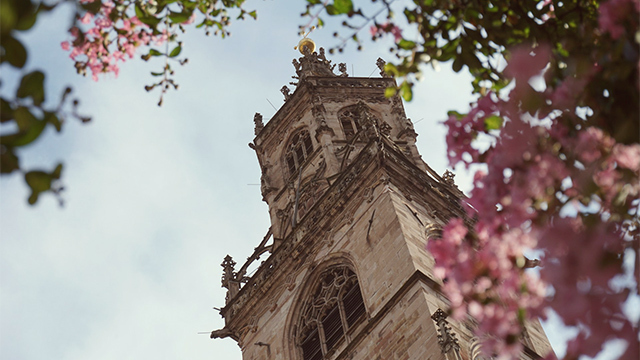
{"left": 286, "top": 130, "right": 314, "bottom": 176}
{"left": 338, "top": 107, "right": 363, "bottom": 142}
{"left": 297, "top": 266, "right": 366, "bottom": 360}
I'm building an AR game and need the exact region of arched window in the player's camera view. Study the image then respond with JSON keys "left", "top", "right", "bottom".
{"left": 296, "top": 266, "right": 366, "bottom": 360}
{"left": 337, "top": 106, "right": 363, "bottom": 142}
{"left": 286, "top": 130, "right": 314, "bottom": 176}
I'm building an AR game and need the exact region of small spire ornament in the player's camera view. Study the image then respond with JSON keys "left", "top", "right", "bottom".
{"left": 295, "top": 26, "right": 317, "bottom": 55}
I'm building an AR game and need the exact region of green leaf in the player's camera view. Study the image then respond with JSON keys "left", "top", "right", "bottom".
{"left": 151, "top": 71, "right": 164, "bottom": 76}
{"left": 7, "top": 106, "right": 46, "bottom": 147}
{"left": 383, "top": 63, "right": 399, "bottom": 77}
{"left": 43, "top": 111, "right": 62, "bottom": 132}
{"left": 1, "top": 35, "right": 27, "bottom": 68}
{"left": 397, "top": 39, "right": 416, "bottom": 50}
{"left": 484, "top": 115, "right": 503, "bottom": 130}
{"left": 17, "top": 71, "right": 45, "bottom": 106}
{"left": 0, "top": 97, "right": 13, "bottom": 122}
{"left": 81, "top": 0, "right": 102, "bottom": 14}
{"left": 447, "top": 110, "right": 465, "bottom": 120}
{"left": 0, "top": 146, "right": 20, "bottom": 174}
{"left": 24, "top": 164, "right": 63, "bottom": 205}
{"left": 332, "top": 0, "right": 353, "bottom": 14}
{"left": 399, "top": 81, "right": 413, "bottom": 102}
{"left": 134, "top": 3, "right": 145, "bottom": 19}
{"left": 169, "top": 11, "right": 191, "bottom": 23}
{"left": 384, "top": 86, "right": 397, "bottom": 98}
{"left": 325, "top": 4, "right": 336, "bottom": 15}
{"left": 248, "top": 10, "right": 257, "bottom": 20}
{"left": 452, "top": 56, "right": 463, "bottom": 73}
{"left": 25, "top": 171, "right": 52, "bottom": 204}
{"left": 52, "top": 163, "right": 63, "bottom": 178}
{"left": 15, "top": 3, "right": 40, "bottom": 31}
{"left": 169, "top": 45, "right": 182, "bottom": 58}
{"left": 149, "top": 49, "right": 163, "bottom": 56}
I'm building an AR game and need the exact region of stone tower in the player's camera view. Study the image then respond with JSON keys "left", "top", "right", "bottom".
{"left": 211, "top": 48, "right": 553, "bottom": 360}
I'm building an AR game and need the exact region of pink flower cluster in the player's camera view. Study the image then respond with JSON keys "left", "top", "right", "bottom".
{"left": 61, "top": 1, "right": 166, "bottom": 81}
{"left": 370, "top": 22, "right": 403, "bottom": 42}
{"left": 598, "top": 0, "right": 640, "bottom": 39}
{"left": 431, "top": 39, "right": 639, "bottom": 360}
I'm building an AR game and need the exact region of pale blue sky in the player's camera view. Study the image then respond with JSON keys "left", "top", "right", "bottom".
{"left": 0, "top": 1, "right": 587, "bottom": 359}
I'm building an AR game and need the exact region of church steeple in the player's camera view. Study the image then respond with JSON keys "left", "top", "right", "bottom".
{"left": 212, "top": 49, "right": 553, "bottom": 360}
{"left": 248, "top": 48, "right": 439, "bottom": 243}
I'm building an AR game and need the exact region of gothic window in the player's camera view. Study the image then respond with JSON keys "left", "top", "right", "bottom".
{"left": 338, "top": 106, "right": 363, "bottom": 142}
{"left": 297, "top": 266, "right": 366, "bottom": 360}
{"left": 286, "top": 130, "right": 314, "bottom": 176}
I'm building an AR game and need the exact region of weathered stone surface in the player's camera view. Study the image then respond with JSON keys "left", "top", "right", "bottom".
{"left": 214, "top": 50, "right": 553, "bottom": 360}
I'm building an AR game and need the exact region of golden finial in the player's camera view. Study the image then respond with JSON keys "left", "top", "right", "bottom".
{"left": 295, "top": 26, "right": 316, "bottom": 54}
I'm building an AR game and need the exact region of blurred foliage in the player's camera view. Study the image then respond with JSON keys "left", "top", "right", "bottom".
{"left": 0, "top": 0, "right": 252, "bottom": 205}
{"left": 3, "top": 0, "right": 637, "bottom": 206}
{"left": 303, "top": 0, "right": 638, "bottom": 144}
{"left": 1, "top": 0, "right": 90, "bottom": 206}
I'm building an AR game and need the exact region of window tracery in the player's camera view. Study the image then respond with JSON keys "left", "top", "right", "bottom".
{"left": 338, "top": 105, "right": 364, "bottom": 142}
{"left": 296, "top": 266, "right": 366, "bottom": 360}
{"left": 286, "top": 129, "right": 314, "bottom": 176}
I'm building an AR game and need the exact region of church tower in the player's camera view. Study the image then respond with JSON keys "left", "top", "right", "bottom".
{"left": 211, "top": 45, "right": 553, "bottom": 360}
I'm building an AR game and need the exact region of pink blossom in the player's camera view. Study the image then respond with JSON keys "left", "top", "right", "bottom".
{"left": 61, "top": 3, "right": 160, "bottom": 81}
{"left": 504, "top": 44, "right": 551, "bottom": 82}
{"left": 613, "top": 143, "right": 640, "bottom": 171}
{"left": 80, "top": 12, "right": 93, "bottom": 24}
{"left": 598, "top": 0, "right": 637, "bottom": 39}
{"left": 370, "top": 22, "right": 403, "bottom": 42}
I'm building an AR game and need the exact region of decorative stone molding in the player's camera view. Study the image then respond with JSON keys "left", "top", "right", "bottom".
{"left": 281, "top": 86, "right": 292, "bottom": 101}
{"left": 292, "top": 47, "right": 337, "bottom": 84}
{"left": 221, "top": 255, "right": 241, "bottom": 304}
{"left": 219, "top": 139, "right": 466, "bottom": 331}
{"left": 431, "top": 308, "right": 462, "bottom": 359}
{"left": 254, "top": 113, "right": 264, "bottom": 135}
{"left": 376, "top": 58, "right": 392, "bottom": 78}
{"left": 338, "top": 63, "right": 348, "bottom": 77}
{"left": 442, "top": 170, "right": 456, "bottom": 186}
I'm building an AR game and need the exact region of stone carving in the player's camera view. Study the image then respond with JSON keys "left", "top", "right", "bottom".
{"left": 253, "top": 113, "right": 264, "bottom": 135}
{"left": 260, "top": 162, "right": 277, "bottom": 201}
{"left": 292, "top": 47, "right": 337, "bottom": 84}
{"left": 398, "top": 117, "right": 418, "bottom": 140}
{"left": 221, "top": 255, "right": 241, "bottom": 304}
{"left": 284, "top": 273, "right": 297, "bottom": 291}
{"left": 425, "top": 223, "right": 443, "bottom": 240}
{"left": 376, "top": 57, "right": 392, "bottom": 78}
{"left": 311, "top": 104, "right": 326, "bottom": 124}
{"left": 338, "top": 62, "right": 348, "bottom": 77}
{"left": 210, "top": 327, "right": 238, "bottom": 341}
{"left": 380, "top": 121, "right": 392, "bottom": 136}
{"left": 281, "top": 86, "right": 291, "bottom": 101}
{"left": 431, "top": 309, "right": 462, "bottom": 359}
{"left": 219, "top": 140, "right": 466, "bottom": 327}
{"left": 442, "top": 169, "right": 456, "bottom": 186}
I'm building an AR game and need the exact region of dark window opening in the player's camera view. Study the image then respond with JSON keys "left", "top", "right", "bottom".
{"left": 301, "top": 328, "right": 323, "bottom": 360}
{"left": 322, "top": 305, "right": 344, "bottom": 351}
{"left": 338, "top": 107, "right": 362, "bottom": 142}
{"left": 297, "top": 266, "right": 366, "bottom": 360}
{"left": 286, "top": 130, "right": 314, "bottom": 176}
{"left": 343, "top": 284, "right": 366, "bottom": 328}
